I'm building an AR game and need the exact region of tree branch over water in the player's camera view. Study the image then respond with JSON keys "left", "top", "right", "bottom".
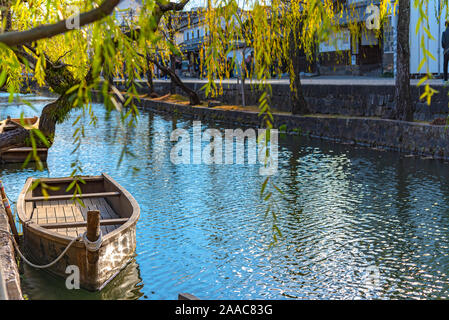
{"left": 0, "top": 0, "right": 194, "bottom": 153}
{"left": 0, "top": 0, "right": 120, "bottom": 47}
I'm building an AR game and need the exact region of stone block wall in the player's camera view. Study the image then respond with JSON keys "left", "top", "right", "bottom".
{"left": 141, "top": 98, "right": 449, "bottom": 160}
{"left": 136, "top": 80, "right": 449, "bottom": 121}
{"left": 0, "top": 204, "right": 22, "bottom": 300}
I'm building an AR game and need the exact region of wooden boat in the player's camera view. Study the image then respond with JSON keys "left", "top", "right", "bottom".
{"left": 0, "top": 116, "right": 48, "bottom": 163}
{"left": 17, "top": 173, "right": 140, "bottom": 291}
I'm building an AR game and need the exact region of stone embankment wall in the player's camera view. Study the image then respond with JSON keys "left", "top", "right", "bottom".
{"left": 0, "top": 204, "right": 22, "bottom": 300}
{"left": 140, "top": 98, "right": 449, "bottom": 160}
{"left": 143, "top": 81, "right": 449, "bottom": 122}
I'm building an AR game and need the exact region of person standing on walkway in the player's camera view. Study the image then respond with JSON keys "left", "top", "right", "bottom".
{"left": 245, "top": 52, "right": 254, "bottom": 78}
{"left": 442, "top": 21, "right": 449, "bottom": 81}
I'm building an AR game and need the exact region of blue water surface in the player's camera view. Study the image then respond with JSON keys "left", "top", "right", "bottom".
{"left": 2, "top": 92, "right": 449, "bottom": 300}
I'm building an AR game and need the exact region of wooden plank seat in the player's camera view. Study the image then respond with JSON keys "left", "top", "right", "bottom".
{"left": 39, "top": 218, "right": 128, "bottom": 229}
{"left": 2, "top": 147, "right": 48, "bottom": 153}
{"left": 36, "top": 176, "right": 104, "bottom": 184}
{"left": 25, "top": 191, "right": 121, "bottom": 202}
{"left": 29, "top": 197, "right": 122, "bottom": 237}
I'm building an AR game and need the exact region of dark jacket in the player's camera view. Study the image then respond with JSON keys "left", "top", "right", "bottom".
{"left": 442, "top": 27, "right": 449, "bottom": 52}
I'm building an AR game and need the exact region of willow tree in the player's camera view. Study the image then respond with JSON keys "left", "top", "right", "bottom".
{"left": 1, "top": 0, "right": 442, "bottom": 150}
{"left": 201, "top": 0, "right": 339, "bottom": 120}
{"left": 0, "top": 0, "right": 442, "bottom": 239}
{"left": 371, "top": 0, "right": 440, "bottom": 121}
{"left": 1, "top": 0, "right": 428, "bottom": 152}
{"left": 0, "top": 0, "right": 192, "bottom": 162}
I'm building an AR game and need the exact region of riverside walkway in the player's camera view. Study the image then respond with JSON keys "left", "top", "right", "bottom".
{"left": 147, "top": 75, "right": 448, "bottom": 87}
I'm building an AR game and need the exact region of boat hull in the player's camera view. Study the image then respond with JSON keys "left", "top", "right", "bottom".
{"left": 0, "top": 147, "right": 48, "bottom": 163}
{"left": 17, "top": 174, "right": 140, "bottom": 292}
{"left": 0, "top": 117, "right": 48, "bottom": 163}
{"left": 22, "top": 220, "right": 137, "bottom": 291}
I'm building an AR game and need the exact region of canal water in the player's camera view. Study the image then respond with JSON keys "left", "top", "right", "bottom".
{"left": 2, "top": 93, "right": 449, "bottom": 299}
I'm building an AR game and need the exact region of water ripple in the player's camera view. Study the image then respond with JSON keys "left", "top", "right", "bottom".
{"left": 2, "top": 94, "right": 449, "bottom": 299}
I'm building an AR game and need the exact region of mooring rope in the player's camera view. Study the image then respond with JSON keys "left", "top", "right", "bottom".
{"left": 0, "top": 181, "right": 103, "bottom": 269}
{"left": 0, "top": 228, "right": 82, "bottom": 269}
{"left": 82, "top": 231, "right": 103, "bottom": 252}
{"left": 0, "top": 229, "right": 102, "bottom": 269}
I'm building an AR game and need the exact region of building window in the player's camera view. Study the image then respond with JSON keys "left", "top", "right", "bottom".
{"left": 197, "top": 30, "right": 200, "bottom": 38}
{"left": 383, "top": 16, "right": 394, "bottom": 53}
{"left": 187, "top": 32, "right": 189, "bottom": 41}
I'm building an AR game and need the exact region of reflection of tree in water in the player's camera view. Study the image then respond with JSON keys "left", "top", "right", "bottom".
{"left": 12, "top": 103, "right": 449, "bottom": 299}
{"left": 283, "top": 135, "right": 302, "bottom": 209}
{"left": 375, "top": 157, "right": 414, "bottom": 297}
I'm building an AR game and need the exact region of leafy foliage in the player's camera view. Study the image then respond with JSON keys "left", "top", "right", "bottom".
{"left": 0, "top": 0, "right": 443, "bottom": 242}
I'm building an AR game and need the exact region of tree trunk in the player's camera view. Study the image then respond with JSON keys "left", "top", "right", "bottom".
{"left": 169, "top": 54, "right": 176, "bottom": 94}
{"left": 38, "top": 96, "right": 71, "bottom": 140}
{"left": 0, "top": 126, "right": 29, "bottom": 152}
{"left": 240, "top": 48, "right": 247, "bottom": 107}
{"left": 147, "top": 65, "right": 155, "bottom": 94}
{"left": 394, "top": 0, "right": 413, "bottom": 121}
{"left": 289, "top": 27, "right": 310, "bottom": 115}
{"left": 241, "top": 76, "right": 246, "bottom": 107}
{"left": 144, "top": 54, "right": 156, "bottom": 95}
{"left": 150, "top": 56, "right": 201, "bottom": 105}
{"left": 1, "top": 48, "right": 75, "bottom": 152}
{"left": 167, "top": 15, "right": 176, "bottom": 95}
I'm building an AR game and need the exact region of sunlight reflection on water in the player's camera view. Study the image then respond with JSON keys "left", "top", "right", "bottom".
{"left": 2, "top": 93, "right": 449, "bottom": 299}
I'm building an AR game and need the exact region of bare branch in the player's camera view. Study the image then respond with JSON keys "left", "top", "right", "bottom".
{"left": 56, "top": 49, "right": 72, "bottom": 63}
{"left": 145, "top": 53, "right": 200, "bottom": 105}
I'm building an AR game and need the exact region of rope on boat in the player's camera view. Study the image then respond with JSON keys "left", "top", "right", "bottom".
{"left": 0, "top": 229, "right": 103, "bottom": 269}
{"left": 0, "top": 181, "right": 103, "bottom": 270}
{"left": 0, "top": 228, "right": 82, "bottom": 269}
{"left": 82, "top": 230, "right": 103, "bottom": 252}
